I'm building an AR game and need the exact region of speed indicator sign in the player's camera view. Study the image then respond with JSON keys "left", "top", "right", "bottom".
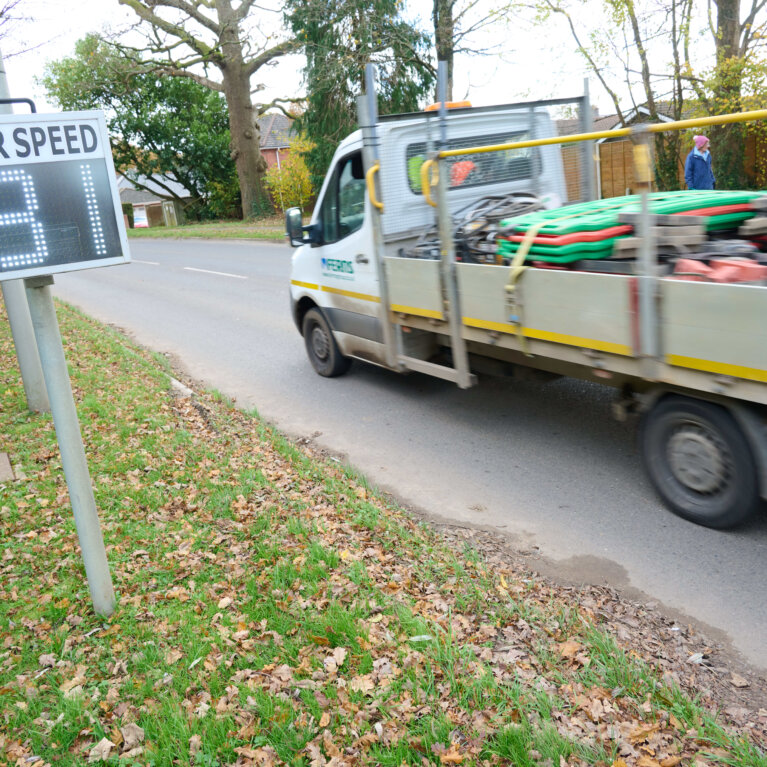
{"left": 0, "top": 110, "right": 129, "bottom": 281}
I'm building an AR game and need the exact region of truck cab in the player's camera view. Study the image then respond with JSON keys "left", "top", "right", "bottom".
{"left": 288, "top": 103, "right": 567, "bottom": 373}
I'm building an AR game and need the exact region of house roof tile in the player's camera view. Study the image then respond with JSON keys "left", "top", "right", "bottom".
{"left": 258, "top": 113, "right": 295, "bottom": 149}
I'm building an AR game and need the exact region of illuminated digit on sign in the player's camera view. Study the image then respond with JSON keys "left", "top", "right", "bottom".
{"left": 0, "top": 169, "right": 49, "bottom": 270}
{"left": 80, "top": 164, "right": 107, "bottom": 256}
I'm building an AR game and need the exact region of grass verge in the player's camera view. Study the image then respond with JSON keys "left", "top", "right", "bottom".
{"left": 127, "top": 218, "right": 285, "bottom": 241}
{"left": 0, "top": 301, "right": 765, "bottom": 766}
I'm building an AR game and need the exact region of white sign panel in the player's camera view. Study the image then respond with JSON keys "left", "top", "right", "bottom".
{"left": 0, "top": 110, "right": 130, "bottom": 282}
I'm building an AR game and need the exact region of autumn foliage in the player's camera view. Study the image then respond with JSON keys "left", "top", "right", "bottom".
{"left": 265, "top": 136, "right": 315, "bottom": 214}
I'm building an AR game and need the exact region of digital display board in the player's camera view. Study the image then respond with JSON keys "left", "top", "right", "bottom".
{"left": 0, "top": 111, "right": 129, "bottom": 282}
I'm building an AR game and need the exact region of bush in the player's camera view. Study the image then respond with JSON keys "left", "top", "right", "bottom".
{"left": 204, "top": 175, "right": 242, "bottom": 220}
{"left": 265, "top": 136, "right": 315, "bottom": 213}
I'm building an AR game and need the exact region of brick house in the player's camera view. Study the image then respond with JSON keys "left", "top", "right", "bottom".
{"left": 258, "top": 113, "right": 295, "bottom": 172}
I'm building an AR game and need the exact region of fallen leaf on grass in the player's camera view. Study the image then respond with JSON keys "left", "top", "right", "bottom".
{"left": 110, "top": 727, "right": 124, "bottom": 748}
{"left": 630, "top": 722, "right": 661, "bottom": 744}
{"left": 432, "top": 741, "right": 464, "bottom": 764}
{"left": 60, "top": 674, "right": 86, "bottom": 693}
{"left": 189, "top": 735, "right": 202, "bottom": 756}
{"left": 350, "top": 675, "right": 375, "bottom": 693}
{"left": 88, "top": 738, "right": 114, "bottom": 762}
{"left": 322, "top": 729, "right": 342, "bottom": 758}
{"left": 120, "top": 723, "right": 144, "bottom": 750}
{"left": 234, "top": 745, "right": 277, "bottom": 765}
{"left": 165, "top": 649, "right": 183, "bottom": 665}
{"left": 558, "top": 639, "right": 582, "bottom": 659}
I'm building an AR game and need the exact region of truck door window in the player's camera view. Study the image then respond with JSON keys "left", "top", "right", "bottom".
{"left": 318, "top": 151, "right": 365, "bottom": 244}
{"left": 406, "top": 131, "right": 540, "bottom": 194}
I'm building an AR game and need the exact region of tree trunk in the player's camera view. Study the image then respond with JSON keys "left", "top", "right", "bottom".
{"left": 433, "top": 0, "right": 454, "bottom": 101}
{"left": 222, "top": 66, "right": 268, "bottom": 217}
{"left": 217, "top": 0, "right": 269, "bottom": 218}
{"left": 710, "top": 0, "right": 747, "bottom": 189}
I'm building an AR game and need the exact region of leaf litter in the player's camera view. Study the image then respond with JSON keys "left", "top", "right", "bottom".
{"left": 0, "top": 301, "right": 765, "bottom": 766}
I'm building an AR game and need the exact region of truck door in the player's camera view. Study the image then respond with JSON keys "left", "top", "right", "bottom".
{"left": 314, "top": 150, "right": 381, "bottom": 345}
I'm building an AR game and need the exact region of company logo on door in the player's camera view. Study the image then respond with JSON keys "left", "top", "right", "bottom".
{"left": 321, "top": 257, "right": 354, "bottom": 281}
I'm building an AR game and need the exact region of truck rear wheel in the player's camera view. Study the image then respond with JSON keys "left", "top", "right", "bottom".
{"left": 639, "top": 396, "right": 759, "bottom": 529}
{"left": 302, "top": 308, "right": 351, "bottom": 378}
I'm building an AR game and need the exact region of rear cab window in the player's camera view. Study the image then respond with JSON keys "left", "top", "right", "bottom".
{"left": 406, "top": 131, "right": 538, "bottom": 194}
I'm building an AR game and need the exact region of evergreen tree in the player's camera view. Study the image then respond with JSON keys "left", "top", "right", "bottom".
{"left": 285, "top": 0, "right": 435, "bottom": 184}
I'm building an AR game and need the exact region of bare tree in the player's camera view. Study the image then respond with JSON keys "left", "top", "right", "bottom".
{"left": 528, "top": 0, "right": 697, "bottom": 189}
{"left": 0, "top": 0, "right": 38, "bottom": 54}
{"left": 696, "top": 0, "right": 767, "bottom": 187}
{"left": 117, "top": 0, "right": 297, "bottom": 218}
{"left": 432, "top": 0, "right": 499, "bottom": 101}
{"left": 0, "top": 0, "right": 23, "bottom": 35}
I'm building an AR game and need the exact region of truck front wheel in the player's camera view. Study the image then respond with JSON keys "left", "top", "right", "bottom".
{"left": 302, "top": 308, "right": 351, "bottom": 378}
{"left": 640, "top": 396, "right": 759, "bottom": 529}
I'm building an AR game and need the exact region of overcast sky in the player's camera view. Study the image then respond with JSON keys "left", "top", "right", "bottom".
{"left": 3, "top": 0, "right": 600, "bottom": 116}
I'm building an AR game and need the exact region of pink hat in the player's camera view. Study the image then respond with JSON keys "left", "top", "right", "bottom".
{"left": 694, "top": 135, "right": 709, "bottom": 149}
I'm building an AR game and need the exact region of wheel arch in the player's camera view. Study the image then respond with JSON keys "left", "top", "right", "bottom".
{"left": 292, "top": 295, "right": 319, "bottom": 336}
{"left": 639, "top": 386, "right": 767, "bottom": 502}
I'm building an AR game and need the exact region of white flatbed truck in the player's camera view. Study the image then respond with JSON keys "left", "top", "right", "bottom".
{"left": 285, "top": 90, "right": 767, "bottom": 530}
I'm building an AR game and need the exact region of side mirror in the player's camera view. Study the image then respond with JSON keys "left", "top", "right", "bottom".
{"left": 285, "top": 207, "right": 304, "bottom": 246}
{"left": 285, "top": 207, "right": 322, "bottom": 247}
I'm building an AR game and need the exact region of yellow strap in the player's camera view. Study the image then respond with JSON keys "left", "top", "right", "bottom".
{"left": 420, "top": 158, "right": 438, "bottom": 208}
{"left": 366, "top": 162, "right": 383, "bottom": 212}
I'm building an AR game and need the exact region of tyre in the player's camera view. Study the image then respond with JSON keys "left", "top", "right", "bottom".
{"left": 302, "top": 308, "right": 351, "bottom": 378}
{"left": 639, "top": 396, "right": 759, "bottom": 529}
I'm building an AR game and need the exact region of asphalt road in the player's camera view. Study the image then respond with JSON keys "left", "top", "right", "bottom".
{"left": 52, "top": 238, "right": 767, "bottom": 671}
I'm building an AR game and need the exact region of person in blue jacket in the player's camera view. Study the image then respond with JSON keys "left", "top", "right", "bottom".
{"left": 684, "top": 135, "right": 715, "bottom": 190}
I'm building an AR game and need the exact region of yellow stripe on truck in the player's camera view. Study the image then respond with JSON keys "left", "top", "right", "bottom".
{"left": 320, "top": 286, "right": 380, "bottom": 303}
{"left": 666, "top": 354, "right": 767, "bottom": 384}
{"left": 462, "top": 316, "right": 633, "bottom": 357}
{"left": 390, "top": 304, "right": 444, "bottom": 320}
{"left": 291, "top": 279, "right": 320, "bottom": 290}
{"left": 290, "top": 280, "right": 379, "bottom": 303}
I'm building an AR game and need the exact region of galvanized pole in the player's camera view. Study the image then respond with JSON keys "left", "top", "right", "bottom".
{"left": 580, "top": 78, "right": 596, "bottom": 202}
{"left": 24, "top": 275, "right": 116, "bottom": 616}
{"left": 528, "top": 106, "right": 540, "bottom": 198}
{"left": 0, "top": 49, "right": 49, "bottom": 412}
{"left": 356, "top": 64, "right": 399, "bottom": 368}
{"left": 631, "top": 127, "right": 659, "bottom": 377}
{"left": 435, "top": 61, "right": 474, "bottom": 389}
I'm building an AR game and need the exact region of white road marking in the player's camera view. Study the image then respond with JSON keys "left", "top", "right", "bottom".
{"left": 184, "top": 267, "right": 247, "bottom": 280}
{"left": 133, "top": 259, "right": 160, "bottom": 265}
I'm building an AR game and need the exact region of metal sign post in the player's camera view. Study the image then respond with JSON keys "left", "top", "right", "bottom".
{"left": 25, "top": 275, "right": 116, "bottom": 615}
{"left": 0, "top": 51, "right": 49, "bottom": 412}
{"left": 0, "top": 109, "right": 130, "bottom": 616}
